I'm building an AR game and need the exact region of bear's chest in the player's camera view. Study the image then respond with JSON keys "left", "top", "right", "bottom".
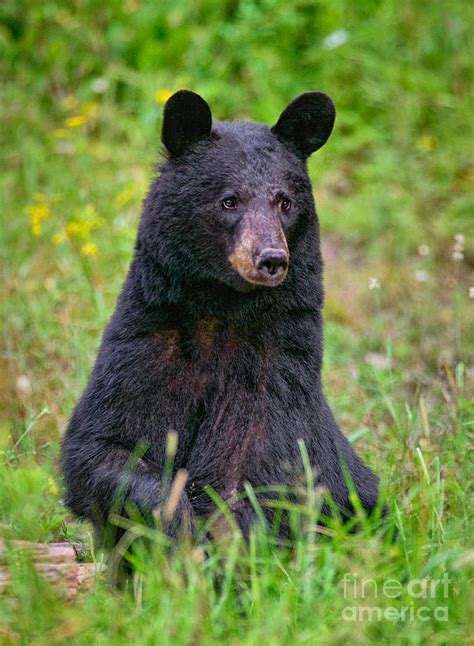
{"left": 152, "top": 321, "right": 271, "bottom": 495}
{"left": 152, "top": 320, "right": 267, "bottom": 399}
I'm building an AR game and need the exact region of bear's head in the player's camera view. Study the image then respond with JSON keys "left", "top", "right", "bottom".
{"left": 137, "top": 90, "right": 335, "bottom": 304}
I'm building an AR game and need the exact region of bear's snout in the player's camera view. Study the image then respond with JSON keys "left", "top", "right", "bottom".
{"left": 254, "top": 248, "right": 289, "bottom": 283}
{"left": 229, "top": 213, "right": 290, "bottom": 288}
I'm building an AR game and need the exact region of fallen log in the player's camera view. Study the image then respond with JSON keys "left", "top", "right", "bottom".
{"left": 0, "top": 540, "right": 105, "bottom": 598}
{"left": 0, "top": 540, "right": 76, "bottom": 564}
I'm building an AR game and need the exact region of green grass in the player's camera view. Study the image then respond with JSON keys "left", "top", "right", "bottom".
{"left": 1, "top": 1, "right": 473, "bottom": 643}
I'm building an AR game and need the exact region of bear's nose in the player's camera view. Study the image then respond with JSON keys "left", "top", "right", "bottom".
{"left": 255, "top": 248, "right": 289, "bottom": 279}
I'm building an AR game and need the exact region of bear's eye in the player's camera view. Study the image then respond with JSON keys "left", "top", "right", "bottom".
{"left": 222, "top": 196, "right": 238, "bottom": 209}
{"left": 279, "top": 197, "right": 292, "bottom": 211}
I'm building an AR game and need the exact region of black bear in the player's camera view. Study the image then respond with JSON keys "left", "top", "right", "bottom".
{"left": 62, "top": 90, "right": 381, "bottom": 544}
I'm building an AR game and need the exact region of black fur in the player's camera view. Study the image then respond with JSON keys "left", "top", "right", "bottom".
{"left": 161, "top": 90, "right": 212, "bottom": 158}
{"left": 61, "top": 91, "right": 381, "bottom": 544}
{"left": 272, "top": 91, "right": 335, "bottom": 159}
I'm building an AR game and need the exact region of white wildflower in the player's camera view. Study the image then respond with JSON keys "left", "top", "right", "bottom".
{"left": 415, "top": 270, "right": 429, "bottom": 283}
{"left": 418, "top": 244, "right": 430, "bottom": 256}
{"left": 452, "top": 233, "right": 465, "bottom": 260}
{"left": 323, "top": 30, "right": 349, "bottom": 50}
{"left": 91, "top": 77, "right": 109, "bottom": 94}
{"left": 368, "top": 277, "right": 380, "bottom": 290}
{"left": 16, "top": 375, "right": 32, "bottom": 393}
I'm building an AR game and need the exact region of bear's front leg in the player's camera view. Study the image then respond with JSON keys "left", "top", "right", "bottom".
{"left": 62, "top": 437, "right": 195, "bottom": 547}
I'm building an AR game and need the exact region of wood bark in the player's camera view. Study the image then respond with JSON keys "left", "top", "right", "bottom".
{"left": 0, "top": 540, "right": 105, "bottom": 598}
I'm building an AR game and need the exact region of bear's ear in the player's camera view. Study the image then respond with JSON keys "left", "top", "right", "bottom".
{"left": 271, "top": 92, "right": 336, "bottom": 159}
{"left": 161, "top": 90, "right": 212, "bottom": 158}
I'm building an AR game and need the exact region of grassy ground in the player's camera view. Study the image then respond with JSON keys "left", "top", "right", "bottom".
{"left": 1, "top": 1, "right": 473, "bottom": 644}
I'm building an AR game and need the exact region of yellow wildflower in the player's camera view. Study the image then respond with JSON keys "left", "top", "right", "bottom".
{"left": 53, "top": 128, "right": 70, "bottom": 139}
{"left": 66, "top": 204, "right": 104, "bottom": 239}
{"left": 154, "top": 89, "right": 174, "bottom": 105}
{"left": 81, "top": 102, "right": 98, "bottom": 118}
{"left": 48, "top": 476, "right": 59, "bottom": 496}
{"left": 26, "top": 194, "right": 50, "bottom": 236}
{"left": 51, "top": 231, "right": 66, "bottom": 245}
{"left": 66, "top": 221, "right": 88, "bottom": 238}
{"left": 84, "top": 203, "right": 101, "bottom": 221}
{"left": 115, "top": 185, "right": 135, "bottom": 208}
{"left": 60, "top": 94, "right": 78, "bottom": 111}
{"left": 65, "top": 114, "right": 87, "bottom": 128}
{"left": 80, "top": 242, "right": 98, "bottom": 256}
{"left": 415, "top": 135, "right": 438, "bottom": 153}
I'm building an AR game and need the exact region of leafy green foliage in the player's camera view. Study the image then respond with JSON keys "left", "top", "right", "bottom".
{"left": 0, "top": 0, "right": 472, "bottom": 643}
